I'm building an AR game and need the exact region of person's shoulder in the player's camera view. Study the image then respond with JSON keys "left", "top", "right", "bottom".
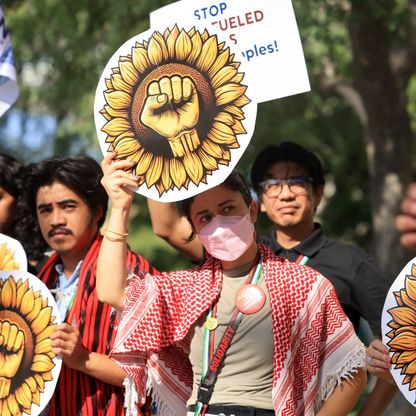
{"left": 260, "top": 243, "right": 321, "bottom": 278}
{"left": 322, "top": 235, "right": 374, "bottom": 260}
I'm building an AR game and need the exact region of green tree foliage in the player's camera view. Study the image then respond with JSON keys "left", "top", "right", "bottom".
{"left": 1, "top": 1, "right": 415, "bottom": 282}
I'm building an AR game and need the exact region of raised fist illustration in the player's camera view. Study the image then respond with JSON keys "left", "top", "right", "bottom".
{"left": 140, "top": 76, "right": 200, "bottom": 157}
{"left": 0, "top": 320, "right": 25, "bottom": 398}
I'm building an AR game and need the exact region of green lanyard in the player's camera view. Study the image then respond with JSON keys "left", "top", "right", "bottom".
{"left": 194, "top": 262, "right": 263, "bottom": 416}
{"left": 296, "top": 254, "right": 310, "bottom": 265}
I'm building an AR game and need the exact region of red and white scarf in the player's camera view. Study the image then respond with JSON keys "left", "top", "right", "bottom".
{"left": 111, "top": 244, "right": 365, "bottom": 416}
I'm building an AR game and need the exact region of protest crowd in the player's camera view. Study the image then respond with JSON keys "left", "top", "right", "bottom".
{"left": 1, "top": 3, "right": 416, "bottom": 416}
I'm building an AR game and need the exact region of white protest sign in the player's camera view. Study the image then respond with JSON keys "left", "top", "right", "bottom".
{"left": 0, "top": 270, "right": 62, "bottom": 415}
{"left": 95, "top": 26, "right": 257, "bottom": 202}
{"left": 150, "top": 0, "right": 310, "bottom": 103}
{"left": 382, "top": 258, "right": 416, "bottom": 407}
{"left": 0, "top": 232, "right": 27, "bottom": 271}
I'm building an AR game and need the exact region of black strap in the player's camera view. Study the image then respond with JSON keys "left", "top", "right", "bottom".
{"left": 197, "top": 304, "right": 244, "bottom": 404}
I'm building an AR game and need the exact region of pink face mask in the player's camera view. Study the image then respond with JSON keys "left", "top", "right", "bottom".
{"left": 197, "top": 214, "right": 255, "bottom": 261}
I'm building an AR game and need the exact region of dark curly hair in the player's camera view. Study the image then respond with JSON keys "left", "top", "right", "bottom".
{"left": 250, "top": 141, "right": 325, "bottom": 198}
{"left": 16, "top": 155, "right": 108, "bottom": 261}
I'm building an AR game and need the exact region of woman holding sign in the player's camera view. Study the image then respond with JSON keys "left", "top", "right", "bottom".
{"left": 96, "top": 152, "right": 366, "bottom": 416}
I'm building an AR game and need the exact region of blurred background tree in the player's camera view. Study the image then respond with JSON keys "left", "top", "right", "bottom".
{"left": 1, "top": 1, "right": 415, "bottom": 413}
{"left": 0, "top": 0, "right": 415, "bottom": 285}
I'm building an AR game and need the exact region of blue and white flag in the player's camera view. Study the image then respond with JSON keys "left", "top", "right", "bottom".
{"left": 0, "top": 6, "right": 18, "bottom": 117}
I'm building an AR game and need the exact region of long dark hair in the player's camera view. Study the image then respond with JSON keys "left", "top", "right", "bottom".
{"left": 16, "top": 155, "right": 108, "bottom": 261}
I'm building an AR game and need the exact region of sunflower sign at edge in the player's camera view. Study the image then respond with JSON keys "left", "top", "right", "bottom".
{"left": 385, "top": 264, "right": 416, "bottom": 394}
{"left": 0, "top": 271, "right": 62, "bottom": 416}
{"left": 95, "top": 25, "right": 255, "bottom": 201}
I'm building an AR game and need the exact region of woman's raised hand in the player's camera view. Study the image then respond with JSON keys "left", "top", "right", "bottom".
{"left": 101, "top": 152, "right": 138, "bottom": 210}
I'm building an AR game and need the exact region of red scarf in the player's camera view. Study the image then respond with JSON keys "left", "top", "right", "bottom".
{"left": 112, "top": 244, "right": 365, "bottom": 416}
{"left": 39, "top": 234, "right": 156, "bottom": 416}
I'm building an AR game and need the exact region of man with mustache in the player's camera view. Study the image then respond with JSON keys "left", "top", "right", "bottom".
{"left": 21, "top": 155, "right": 155, "bottom": 416}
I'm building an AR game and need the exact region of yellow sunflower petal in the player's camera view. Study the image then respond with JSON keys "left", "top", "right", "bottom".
{"left": 114, "top": 138, "right": 140, "bottom": 159}
{"left": 387, "top": 321, "right": 400, "bottom": 329}
{"left": 31, "top": 353, "right": 55, "bottom": 372}
{"left": 26, "top": 296, "right": 43, "bottom": 322}
{"left": 223, "top": 105, "right": 245, "bottom": 120}
{"left": 161, "top": 164, "right": 173, "bottom": 191}
{"left": 134, "top": 152, "right": 154, "bottom": 176}
{"left": 389, "top": 306, "right": 416, "bottom": 326}
{"left": 231, "top": 73, "right": 244, "bottom": 84}
{"left": 42, "top": 371, "right": 53, "bottom": 381}
{"left": 15, "top": 279, "right": 29, "bottom": 309}
{"left": 201, "top": 29, "right": 209, "bottom": 42}
{"left": 34, "top": 374, "right": 45, "bottom": 393}
{"left": 119, "top": 60, "right": 139, "bottom": 86}
{"left": 391, "top": 352, "right": 401, "bottom": 363}
{"left": 101, "top": 118, "right": 131, "bottom": 136}
{"left": 197, "top": 148, "right": 219, "bottom": 171}
{"left": 102, "top": 104, "right": 129, "bottom": 120}
{"left": 397, "top": 350, "right": 416, "bottom": 364}
{"left": 35, "top": 338, "right": 52, "bottom": 355}
{"left": 232, "top": 119, "right": 247, "bottom": 135}
{"left": 166, "top": 25, "right": 180, "bottom": 58}
{"left": 406, "top": 274, "right": 416, "bottom": 302}
{"left": 105, "top": 78, "right": 114, "bottom": 90}
{"left": 394, "top": 290, "right": 404, "bottom": 306}
{"left": 1, "top": 277, "right": 16, "bottom": 309}
{"left": 221, "top": 149, "right": 231, "bottom": 163}
{"left": 31, "top": 306, "right": 52, "bottom": 334}
{"left": 208, "top": 49, "right": 230, "bottom": 79}
{"left": 34, "top": 322, "right": 55, "bottom": 343}
{"left": 183, "top": 152, "right": 204, "bottom": 185}
{"left": 104, "top": 90, "right": 131, "bottom": 110}
{"left": 201, "top": 139, "right": 223, "bottom": 159}
{"left": 19, "top": 288, "right": 35, "bottom": 316}
{"left": 148, "top": 31, "right": 169, "bottom": 66}
{"left": 388, "top": 330, "right": 416, "bottom": 350}
{"left": 215, "top": 83, "right": 247, "bottom": 106}
{"left": 410, "top": 374, "right": 416, "bottom": 390}
{"left": 6, "top": 395, "right": 19, "bottom": 416}
{"left": 214, "top": 111, "right": 234, "bottom": 126}
{"left": 145, "top": 155, "right": 163, "bottom": 188}
{"left": 111, "top": 73, "right": 133, "bottom": 94}
{"left": 132, "top": 46, "right": 151, "bottom": 74}
{"left": 196, "top": 36, "right": 219, "bottom": 73}
{"left": 188, "top": 31, "right": 203, "bottom": 64}
{"left": 175, "top": 30, "right": 192, "bottom": 61}
{"left": 100, "top": 108, "right": 112, "bottom": 122}
{"left": 32, "top": 389, "right": 41, "bottom": 406}
{"left": 232, "top": 94, "right": 251, "bottom": 108}
{"left": 169, "top": 159, "right": 187, "bottom": 189}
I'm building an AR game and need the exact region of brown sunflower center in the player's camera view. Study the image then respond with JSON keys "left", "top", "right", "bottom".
{"left": 130, "top": 63, "right": 216, "bottom": 157}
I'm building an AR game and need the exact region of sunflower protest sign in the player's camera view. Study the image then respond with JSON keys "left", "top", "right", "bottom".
{"left": 0, "top": 270, "right": 62, "bottom": 416}
{"left": 0, "top": 233, "right": 27, "bottom": 272}
{"left": 94, "top": 25, "right": 256, "bottom": 202}
{"left": 94, "top": 0, "right": 308, "bottom": 202}
{"left": 382, "top": 258, "right": 416, "bottom": 407}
